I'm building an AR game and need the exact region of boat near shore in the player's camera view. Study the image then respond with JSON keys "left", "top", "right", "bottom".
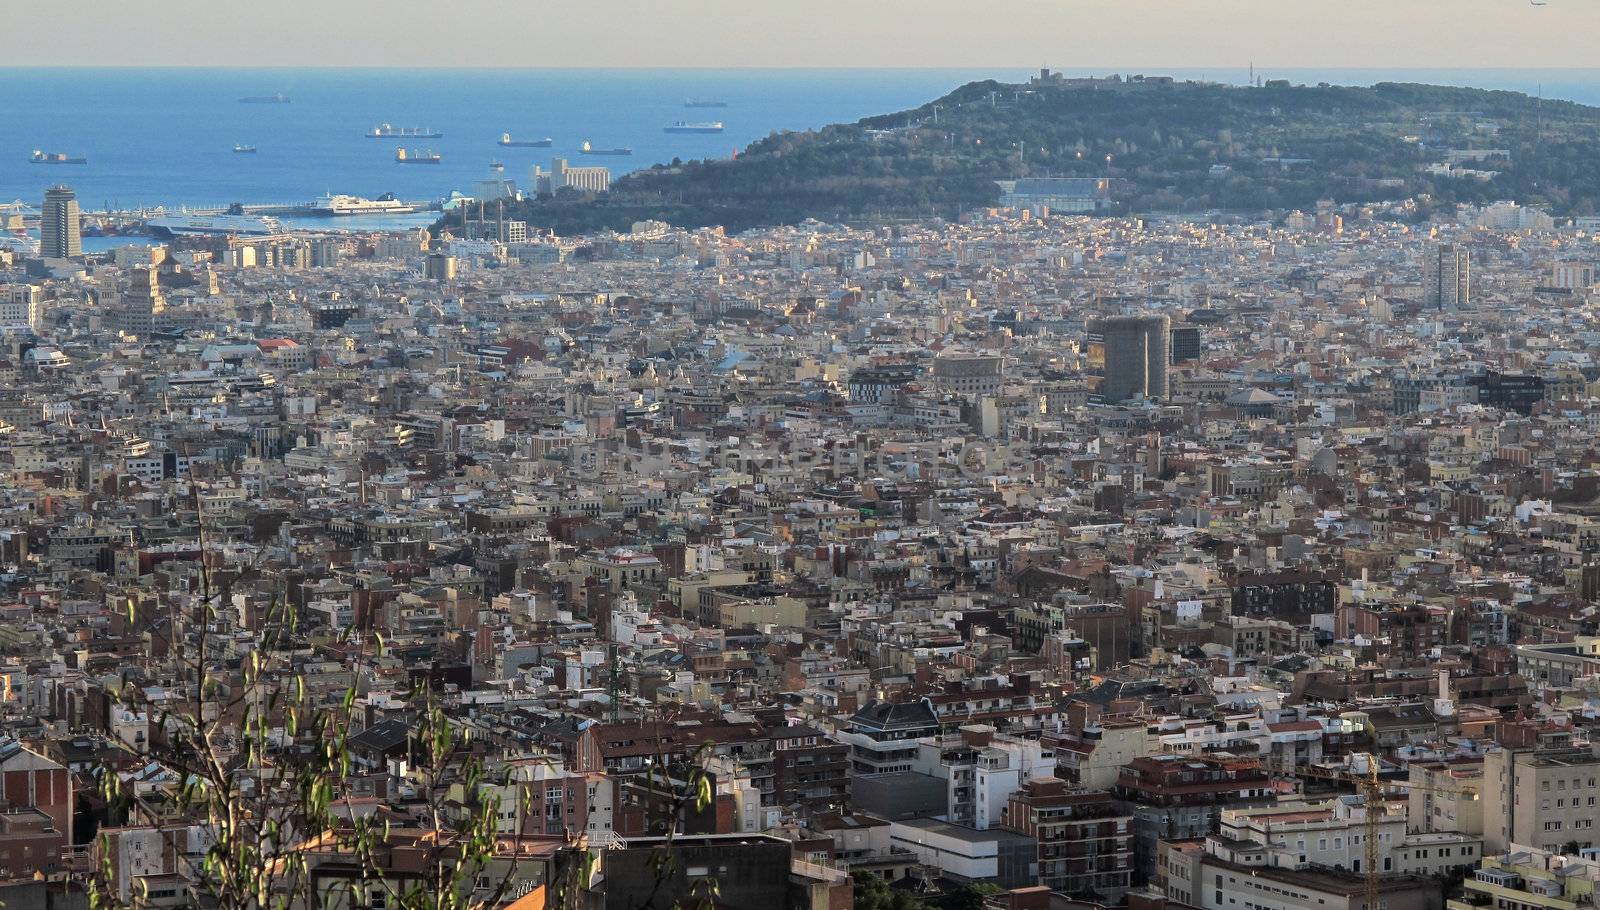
{"left": 312, "top": 193, "right": 419, "bottom": 215}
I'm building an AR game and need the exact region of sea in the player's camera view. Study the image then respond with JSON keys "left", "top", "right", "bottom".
{"left": 4, "top": 66, "right": 1600, "bottom": 246}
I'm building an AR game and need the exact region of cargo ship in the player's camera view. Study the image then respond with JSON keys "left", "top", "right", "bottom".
{"left": 685, "top": 99, "right": 728, "bottom": 108}
{"left": 147, "top": 213, "right": 283, "bottom": 237}
{"left": 499, "top": 133, "right": 553, "bottom": 148}
{"left": 233, "top": 144, "right": 258, "bottom": 154}
{"left": 30, "top": 150, "right": 87, "bottom": 165}
{"left": 313, "top": 193, "right": 418, "bottom": 216}
{"left": 368, "top": 123, "right": 443, "bottom": 139}
{"left": 239, "top": 94, "right": 289, "bottom": 104}
{"left": 664, "top": 121, "right": 724, "bottom": 134}
{"left": 395, "top": 148, "right": 441, "bottom": 164}
{"left": 580, "top": 141, "right": 632, "bottom": 156}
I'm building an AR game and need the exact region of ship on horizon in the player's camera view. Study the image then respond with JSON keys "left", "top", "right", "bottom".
{"left": 664, "top": 121, "right": 725, "bottom": 134}
{"left": 580, "top": 141, "right": 632, "bottom": 156}
{"left": 239, "top": 94, "right": 290, "bottom": 104}
{"left": 30, "top": 150, "right": 87, "bottom": 165}
{"left": 499, "top": 133, "right": 553, "bottom": 148}
{"left": 369, "top": 123, "right": 443, "bottom": 139}
{"left": 233, "top": 144, "right": 258, "bottom": 154}
{"left": 685, "top": 99, "right": 728, "bottom": 108}
{"left": 395, "top": 148, "right": 442, "bottom": 164}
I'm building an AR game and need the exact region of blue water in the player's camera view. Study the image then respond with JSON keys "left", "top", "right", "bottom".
{"left": 3, "top": 67, "right": 1600, "bottom": 215}
{"left": 0, "top": 68, "right": 1034, "bottom": 212}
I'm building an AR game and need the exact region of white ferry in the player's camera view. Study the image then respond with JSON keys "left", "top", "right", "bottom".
{"left": 147, "top": 213, "right": 283, "bottom": 237}
{"left": 312, "top": 194, "right": 418, "bottom": 216}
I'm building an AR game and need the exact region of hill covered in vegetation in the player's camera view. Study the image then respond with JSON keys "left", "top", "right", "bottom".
{"left": 459, "top": 75, "right": 1600, "bottom": 235}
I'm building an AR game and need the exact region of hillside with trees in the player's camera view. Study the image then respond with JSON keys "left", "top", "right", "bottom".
{"left": 458, "top": 76, "right": 1600, "bottom": 235}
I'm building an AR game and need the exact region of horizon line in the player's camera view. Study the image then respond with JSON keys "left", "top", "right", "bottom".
{"left": 6, "top": 63, "right": 1600, "bottom": 72}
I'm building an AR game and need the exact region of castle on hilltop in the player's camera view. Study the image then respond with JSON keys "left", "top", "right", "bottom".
{"left": 1028, "top": 69, "right": 1215, "bottom": 91}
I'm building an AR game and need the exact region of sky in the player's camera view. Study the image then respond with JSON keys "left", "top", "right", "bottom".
{"left": 1, "top": 0, "right": 1592, "bottom": 69}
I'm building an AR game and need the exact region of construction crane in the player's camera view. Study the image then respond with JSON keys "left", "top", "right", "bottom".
{"left": 1291, "top": 755, "right": 1477, "bottom": 910}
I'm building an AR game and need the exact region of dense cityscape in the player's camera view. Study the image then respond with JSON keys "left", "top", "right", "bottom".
{"left": 8, "top": 60, "right": 1600, "bottom": 910}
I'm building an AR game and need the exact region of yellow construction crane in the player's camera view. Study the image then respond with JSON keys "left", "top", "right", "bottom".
{"left": 1292, "top": 755, "right": 1476, "bottom": 910}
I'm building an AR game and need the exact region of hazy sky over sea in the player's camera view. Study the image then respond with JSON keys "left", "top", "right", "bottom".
{"left": 3, "top": 0, "right": 1590, "bottom": 69}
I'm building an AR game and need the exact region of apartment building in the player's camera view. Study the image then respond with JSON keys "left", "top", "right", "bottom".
{"left": 1163, "top": 838, "right": 1445, "bottom": 910}
{"left": 1408, "top": 760, "right": 1484, "bottom": 836}
{"left": 1003, "top": 778, "right": 1134, "bottom": 899}
{"left": 575, "top": 548, "right": 663, "bottom": 593}
{"left": 1050, "top": 720, "right": 1156, "bottom": 790}
{"left": 1218, "top": 798, "right": 1481, "bottom": 876}
{"left": 1514, "top": 639, "right": 1600, "bottom": 689}
{"left": 836, "top": 699, "right": 941, "bottom": 775}
{"left": 908, "top": 725, "right": 1057, "bottom": 829}
{"left": 1483, "top": 743, "right": 1600, "bottom": 853}
{"left": 1448, "top": 846, "right": 1600, "bottom": 910}
{"left": 1116, "top": 754, "right": 1275, "bottom": 882}
{"left": 0, "top": 285, "right": 41, "bottom": 330}
{"left": 931, "top": 354, "right": 1004, "bottom": 399}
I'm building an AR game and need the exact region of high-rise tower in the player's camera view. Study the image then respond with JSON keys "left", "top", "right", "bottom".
{"left": 1090, "top": 314, "right": 1171, "bottom": 403}
{"left": 40, "top": 185, "right": 82, "bottom": 259}
{"left": 1422, "top": 242, "right": 1470, "bottom": 310}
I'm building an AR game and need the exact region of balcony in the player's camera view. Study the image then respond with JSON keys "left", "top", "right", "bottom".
{"left": 60, "top": 844, "right": 92, "bottom": 875}
{"left": 793, "top": 859, "right": 850, "bottom": 885}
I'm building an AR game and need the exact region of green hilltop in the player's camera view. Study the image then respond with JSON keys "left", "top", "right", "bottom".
{"left": 452, "top": 75, "right": 1600, "bottom": 235}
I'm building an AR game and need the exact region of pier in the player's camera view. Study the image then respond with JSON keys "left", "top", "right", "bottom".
{"left": 181, "top": 199, "right": 440, "bottom": 216}
{"left": 29, "top": 198, "right": 446, "bottom": 235}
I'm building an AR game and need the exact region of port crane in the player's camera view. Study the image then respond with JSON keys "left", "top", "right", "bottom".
{"left": 0, "top": 201, "right": 39, "bottom": 224}
{"left": 1291, "top": 755, "right": 1476, "bottom": 910}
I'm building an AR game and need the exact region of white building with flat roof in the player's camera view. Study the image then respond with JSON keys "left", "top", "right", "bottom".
{"left": 532, "top": 158, "right": 610, "bottom": 194}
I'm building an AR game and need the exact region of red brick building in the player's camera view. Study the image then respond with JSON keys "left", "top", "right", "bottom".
{"left": 0, "top": 742, "right": 72, "bottom": 844}
{"left": 0, "top": 809, "right": 66, "bottom": 879}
